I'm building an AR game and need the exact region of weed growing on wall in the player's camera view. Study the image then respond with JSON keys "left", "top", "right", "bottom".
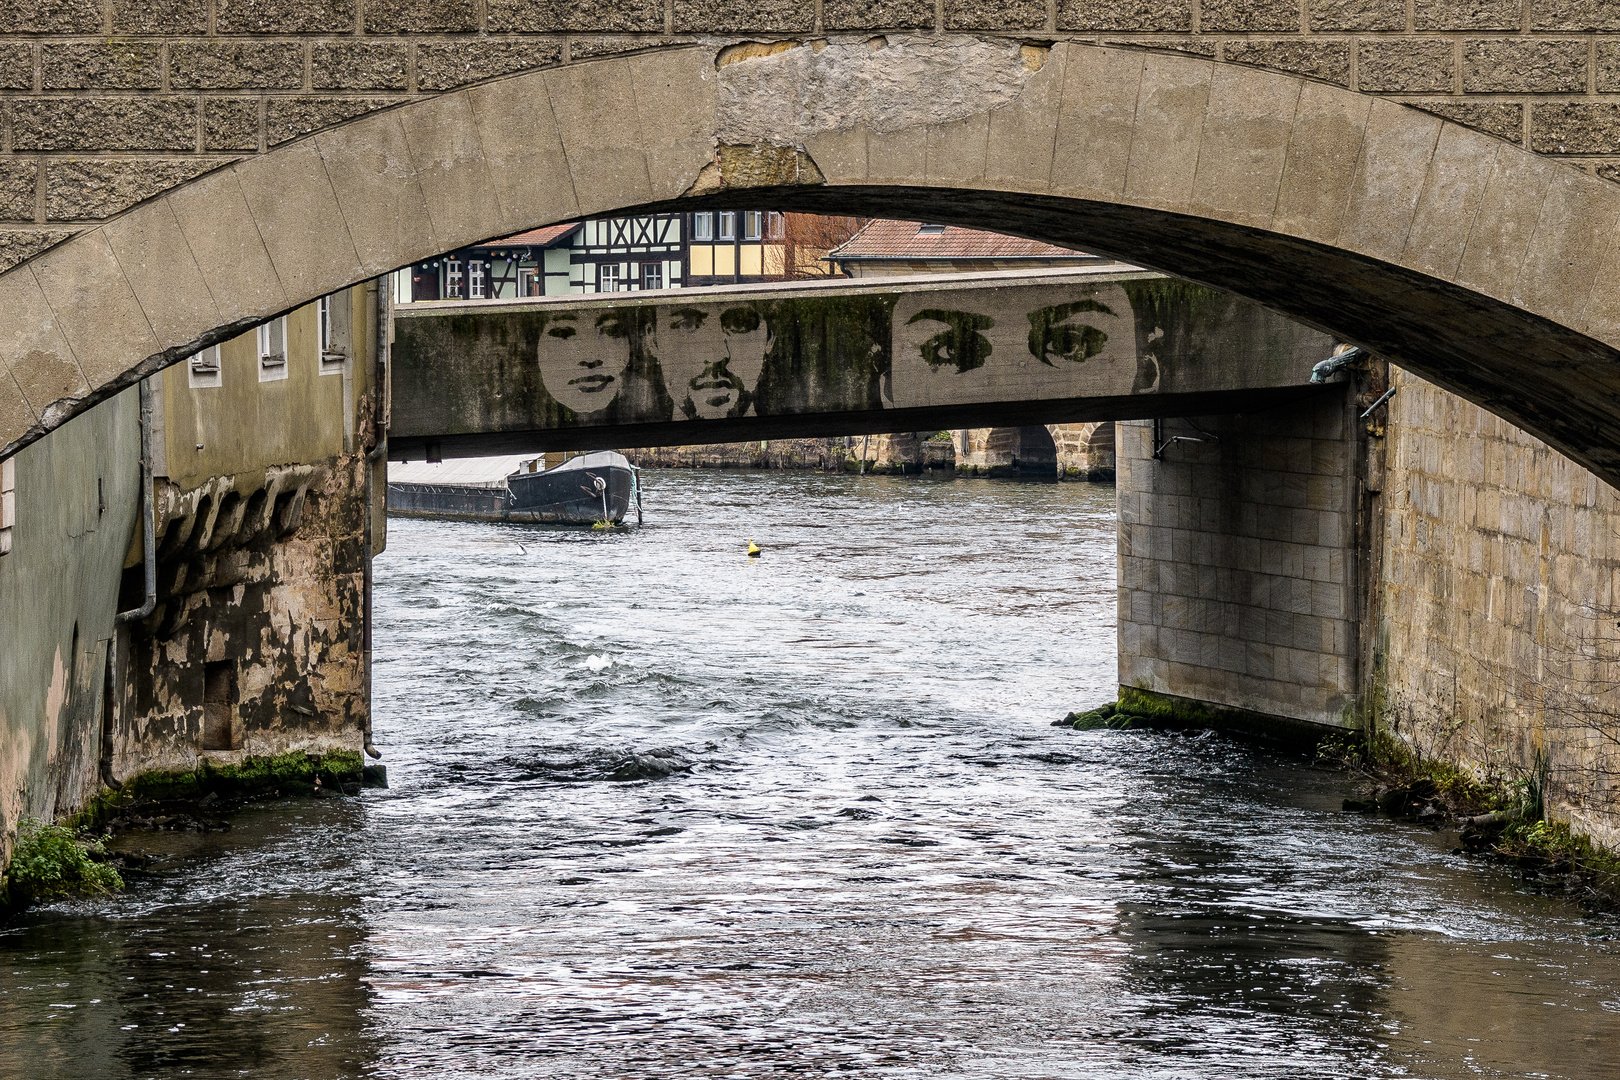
{"left": 5, "top": 818, "right": 123, "bottom": 906}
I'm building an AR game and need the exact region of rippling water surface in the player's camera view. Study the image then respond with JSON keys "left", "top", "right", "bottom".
{"left": 4, "top": 470, "right": 1619, "bottom": 1079}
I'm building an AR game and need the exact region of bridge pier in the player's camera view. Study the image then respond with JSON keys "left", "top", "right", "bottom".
{"left": 1116, "top": 385, "right": 1366, "bottom": 737}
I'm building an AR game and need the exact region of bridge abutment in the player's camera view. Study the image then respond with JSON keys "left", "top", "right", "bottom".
{"left": 1116, "top": 387, "right": 1365, "bottom": 736}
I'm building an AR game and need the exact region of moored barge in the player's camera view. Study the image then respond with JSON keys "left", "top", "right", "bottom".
{"left": 388, "top": 451, "right": 638, "bottom": 525}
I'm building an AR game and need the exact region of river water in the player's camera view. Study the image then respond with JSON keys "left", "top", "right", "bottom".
{"left": 3, "top": 470, "right": 1619, "bottom": 1079}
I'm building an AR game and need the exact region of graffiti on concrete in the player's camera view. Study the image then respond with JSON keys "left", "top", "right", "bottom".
{"left": 391, "top": 275, "right": 1331, "bottom": 445}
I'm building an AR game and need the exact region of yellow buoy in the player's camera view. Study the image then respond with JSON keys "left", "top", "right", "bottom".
{"left": 747, "top": 539, "right": 761, "bottom": 558}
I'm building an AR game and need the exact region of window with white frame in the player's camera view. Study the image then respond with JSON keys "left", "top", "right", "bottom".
{"left": 188, "top": 345, "right": 222, "bottom": 389}
{"left": 718, "top": 212, "right": 737, "bottom": 240}
{"left": 0, "top": 457, "right": 13, "bottom": 556}
{"left": 318, "top": 293, "right": 351, "bottom": 374}
{"left": 598, "top": 263, "right": 620, "bottom": 292}
{"left": 743, "top": 211, "right": 763, "bottom": 240}
{"left": 767, "top": 211, "right": 784, "bottom": 238}
{"left": 469, "top": 260, "right": 486, "bottom": 299}
{"left": 641, "top": 263, "right": 662, "bottom": 290}
{"left": 446, "top": 258, "right": 464, "bottom": 298}
{"left": 258, "top": 317, "right": 288, "bottom": 381}
{"left": 692, "top": 212, "right": 713, "bottom": 241}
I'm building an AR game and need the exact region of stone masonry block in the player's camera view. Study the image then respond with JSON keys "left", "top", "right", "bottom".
{"left": 1416, "top": 0, "right": 1523, "bottom": 29}
{"left": 1222, "top": 41, "right": 1350, "bottom": 88}
{"left": 0, "top": 229, "right": 77, "bottom": 274}
{"left": 672, "top": 0, "right": 815, "bottom": 31}
{"left": 215, "top": 0, "right": 356, "bottom": 32}
{"left": 204, "top": 98, "right": 260, "bottom": 150}
{"left": 13, "top": 98, "right": 197, "bottom": 151}
{"left": 1532, "top": 0, "right": 1620, "bottom": 31}
{"left": 312, "top": 42, "right": 409, "bottom": 90}
{"left": 45, "top": 158, "right": 219, "bottom": 221}
{"left": 112, "top": 0, "right": 209, "bottom": 32}
{"left": 42, "top": 42, "right": 163, "bottom": 89}
{"left": 363, "top": 0, "right": 476, "bottom": 32}
{"left": 1058, "top": 0, "right": 1191, "bottom": 30}
{"left": 170, "top": 41, "right": 305, "bottom": 89}
{"left": 489, "top": 0, "right": 665, "bottom": 32}
{"left": 0, "top": 0, "right": 103, "bottom": 33}
{"left": 266, "top": 97, "right": 403, "bottom": 146}
{"left": 1309, "top": 0, "right": 1405, "bottom": 30}
{"left": 1597, "top": 43, "right": 1620, "bottom": 92}
{"left": 946, "top": 0, "right": 1048, "bottom": 29}
{"left": 1411, "top": 100, "right": 1523, "bottom": 142}
{"left": 825, "top": 0, "right": 937, "bottom": 29}
{"left": 0, "top": 162, "right": 40, "bottom": 222}
{"left": 1201, "top": 0, "right": 1299, "bottom": 31}
{"left": 1532, "top": 102, "right": 1620, "bottom": 153}
{"left": 0, "top": 44, "right": 33, "bottom": 91}
{"left": 416, "top": 41, "right": 563, "bottom": 91}
{"left": 1358, "top": 40, "right": 1455, "bottom": 93}
{"left": 568, "top": 36, "right": 684, "bottom": 60}
{"left": 1463, "top": 39, "right": 1587, "bottom": 93}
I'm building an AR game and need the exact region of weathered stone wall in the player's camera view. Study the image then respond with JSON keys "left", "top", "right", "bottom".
{"left": 1375, "top": 368, "right": 1620, "bottom": 850}
{"left": 1116, "top": 388, "right": 1363, "bottom": 729}
{"left": 629, "top": 433, "right": 955, "bottom": 471}
{"left": 6, "top": 1, "right": 1620, "bottom": 275}
{"left": 110, "top": 451, "right": 371, "bottom": 778}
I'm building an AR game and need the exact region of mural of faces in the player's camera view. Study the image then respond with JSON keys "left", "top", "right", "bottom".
{"left": 904, "top": 308, "right": 997, "bottom": 373}
{"left": 661, "top": 305, "right": 772, "bottom": 420}
{"left": 1026, "top": 299, "right": 1115, "bottom": 366}
{"left": 536, "top": 310, "right": 636, "bottom": 414}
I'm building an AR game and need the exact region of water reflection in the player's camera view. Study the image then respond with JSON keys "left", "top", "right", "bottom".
{"left": 1, "top": 471, "right": 1617, "bottom": 1079}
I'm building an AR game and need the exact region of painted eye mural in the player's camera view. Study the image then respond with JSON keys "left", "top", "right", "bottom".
{"left": 661, "top": 304, "right": 771, "bottom": 420}
{"left": 536, "top": 311, "right": 634, "bottom": 413}
{"left": 1026, "top": 299, "right": 1114, "bottom": 366}
{"left": 905, "top": 309, "right": 996, "bottom": 374}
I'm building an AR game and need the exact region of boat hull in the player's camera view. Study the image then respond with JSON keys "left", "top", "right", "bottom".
{"left": 388, "top": 462, "right": 633, "bottom": 525}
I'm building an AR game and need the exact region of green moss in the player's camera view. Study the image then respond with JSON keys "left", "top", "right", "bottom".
{"left": 4, "top": 818, "right": 123, "bottom": 908}
{"left": 119, "top": 750, "right": 365, "bottom": 803}
{"left": 1061, "top": 703, "right": 1139, "bottom": 730}
{"left": 1115, "top": 686, "right": 1334, "bottom": 745}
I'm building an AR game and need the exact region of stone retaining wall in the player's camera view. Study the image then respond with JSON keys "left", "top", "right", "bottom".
{"left": 1375, "top": 368, "right": 1620, "bottom": 850}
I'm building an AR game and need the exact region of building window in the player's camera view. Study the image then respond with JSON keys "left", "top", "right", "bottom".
{"left": 519, "top": 267, "right": 540, "bottom": 297}
{"left": 767, "top": 211, "right": 784, "bottom": 238}
{"left": 599, "top": 263, "right": 620, "bottom": 292}
{"left": 319, "top": 293, "right": 351, "bottom": 375}
{"left": 718, "top": 211, "right": 737, "bottom": 240}
{"left": 0, "top": 457, "right": 13, "bottom": 556}
{"left": 469, "top": 260, "right": 486, "bottom": 299}
{"left": 642, "top": 263, "right": 663, "bottom": 290}
{"left": 917, "top": 223, "right": 947, "bottom": 235}
{"left": 692, "top": 213, "right": 713, "bottom": 241}
{"left": 743, "top": 211, "right": 763, "bottom": 240}
{"left": 188, "top": 345, "right": 222, "bottom": 389}
{"left": 258, "top": 317, "right": 288, "bottom": 382}
{"left": 445, "top": 258, "right": 464, "bottom": 298}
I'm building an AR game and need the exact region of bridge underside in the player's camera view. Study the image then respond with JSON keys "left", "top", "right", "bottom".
{"left": 388, "top": 270, "right": 1338, "bottom": 460}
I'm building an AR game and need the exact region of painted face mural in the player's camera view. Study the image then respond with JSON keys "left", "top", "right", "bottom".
{"left": 537, "top": 310, "right": 634, "bottom": 414}
{"left": 903, "top": 309, "right": 996, "bottom": 373}
{"left": 661, "top": 305, "right": 772, "bottom": 420}
{"left": 1026, "top": 299, "right": 1114, "bottom": 366}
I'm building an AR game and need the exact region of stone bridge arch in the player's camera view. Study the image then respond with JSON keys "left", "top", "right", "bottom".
{"left": 5, "top": 39, "right": 1620, "bottom": 486}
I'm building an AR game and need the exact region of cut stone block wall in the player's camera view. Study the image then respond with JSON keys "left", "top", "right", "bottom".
{"left": 5, "top": 0, "right": 1620, "bottom": 275}
{"left": 1376, "top": 368, "right": 1620, "bottom": 850}
{"left": 1116, "top": 389, "right": 1362, "bottom": 728}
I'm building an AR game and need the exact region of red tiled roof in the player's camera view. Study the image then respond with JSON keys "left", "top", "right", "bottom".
{"left": 477, "top": 222, "right": 581, "bottom": 249}
{"left": 828, "top": 219, "right": 1094, "bottom": 261}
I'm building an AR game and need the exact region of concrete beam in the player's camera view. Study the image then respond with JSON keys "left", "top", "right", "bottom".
{"left": 388, "top": 268, "right": 1338, "bottom": 458}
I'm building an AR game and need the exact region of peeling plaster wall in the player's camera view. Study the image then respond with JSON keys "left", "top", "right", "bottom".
{"left": 0, "top": 388, "right": 141, "bottom": 866}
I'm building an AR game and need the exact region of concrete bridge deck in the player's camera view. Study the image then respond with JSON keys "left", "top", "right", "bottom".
{"left": 387, "top": 267, "right": 1341, "bottom": 460}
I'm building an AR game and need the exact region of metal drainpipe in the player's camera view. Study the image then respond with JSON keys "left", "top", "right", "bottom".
{"left": 361, "top": 278, "right": 389, "bottom": 761}
{"left": 105, "top": 376, "right": 157, "bottom": 787}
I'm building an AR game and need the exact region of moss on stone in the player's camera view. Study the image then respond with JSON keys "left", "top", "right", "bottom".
{"left": 120, "top": 749, "right": 365, "bottom": 803}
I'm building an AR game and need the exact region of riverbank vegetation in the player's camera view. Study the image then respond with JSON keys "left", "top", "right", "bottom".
{"left": 1, "top": 818, "right": 123, "bottom": 912}
{"left": 1320, "top": 731, "right": 1620, "bottom": 910}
